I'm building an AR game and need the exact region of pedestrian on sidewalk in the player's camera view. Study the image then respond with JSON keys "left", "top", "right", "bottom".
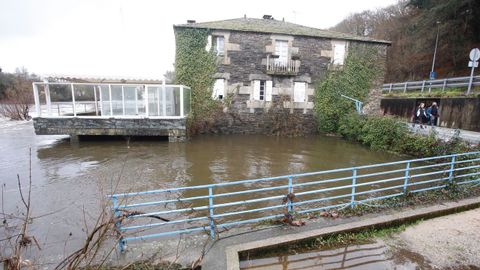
{"left": 427, "top": 102, "right": 439, "bottom": 126}
{"left": 412, "top": 103, "right": 428, "bottom": 128}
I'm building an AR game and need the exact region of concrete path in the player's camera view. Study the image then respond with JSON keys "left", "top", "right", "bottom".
{"left": 408, "top": 124, "right": 480, "bottom": 145}
{"left": 395, "top": 207, "right": 480, "bottom": 268}
{"left": 201, "top": 197, "right": 480, "bottom": 270}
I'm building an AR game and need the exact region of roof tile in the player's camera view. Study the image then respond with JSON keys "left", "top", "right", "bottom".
{"left": 174, "top": 17, "right": 390, "bottom": 44}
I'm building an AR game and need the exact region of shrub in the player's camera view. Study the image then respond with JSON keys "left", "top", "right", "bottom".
{"left": 337, "top": 113, "right": 366, "bottom": 140}
{"left": 359, "top": 115, "right": 408, "bottom": 151}
{"left": 338, "top": 112, "right": 475, "bottom": 157}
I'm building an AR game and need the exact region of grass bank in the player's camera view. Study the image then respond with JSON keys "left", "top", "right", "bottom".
{"left": 383, "top": 87, "right": 480, "bottom": 98}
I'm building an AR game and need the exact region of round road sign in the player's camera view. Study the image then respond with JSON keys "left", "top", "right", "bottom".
{"left": 470, "top": 48, "right": 480, "bottom": 61}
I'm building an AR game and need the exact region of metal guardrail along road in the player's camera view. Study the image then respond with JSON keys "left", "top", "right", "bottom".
{"left": 383, "top": 75, "right": 480, "bottom": 93}
{"left": 110, "top": 151, "right": 480, "bottom": 251}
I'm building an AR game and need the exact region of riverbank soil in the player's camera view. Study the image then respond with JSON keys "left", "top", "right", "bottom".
{"left": 391, "top": 207, "right": 480, "bottom": 268}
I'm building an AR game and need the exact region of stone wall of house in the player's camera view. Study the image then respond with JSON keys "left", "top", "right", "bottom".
{"left": 216, "top": 32, "right": 332, "bottom": 84}
{"left": 33, "top": 117, "right": 187, "bottom": 141}
{"left": 208, "top": 30, "right": 388, "bottom": 135}
{"left": 209, "top": 31, "right": 329, "bottom": 135}
{"left": 208, "top": 95, "right": 317, "bottom": 135}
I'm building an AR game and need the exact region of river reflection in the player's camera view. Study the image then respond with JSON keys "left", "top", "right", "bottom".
{"left": 240, "top": 240, "right": 428, "bottom": 270}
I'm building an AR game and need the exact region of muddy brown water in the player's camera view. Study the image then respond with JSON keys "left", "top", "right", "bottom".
{"left": 0, "top": 120, "right": 404, "bottom": 266}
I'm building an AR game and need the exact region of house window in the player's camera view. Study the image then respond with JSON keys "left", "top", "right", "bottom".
{"left": 253, "top": 80, "right": 272, "bottom": 101}
{"left": 212, "top": 79, "right": 225, "bottom": 100}
{"left": 293, "top": 82, "right": 306, "bottom": 102}
{"left": 274, "top": 40, "right": 288, "bottom": 66}
{"left": 333, "top": 43, "right": 346, "bottom": 65}
{"left": 259, "top": 80, "right": 265, "bottom": 100}
{"left": 214, "top": 36, "right": 225, "bottom": 56}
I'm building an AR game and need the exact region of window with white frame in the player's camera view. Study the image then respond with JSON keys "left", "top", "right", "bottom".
{"left": 274, "top": 40, "right": 288, "bottom": 66}
{"left": 253, "top": 80, "right": 272, "bottom": 101}
{"left": 214, "top": 36, "right": 225, "bottom": 56}
{"left": 293, "top": 82, "right": 306, "bottom": 102}
{"left": 332, "top": 43, "right": 346, "bottom": 65}
{"left": 212, "top": 79, "right": 225, "bottom": 100}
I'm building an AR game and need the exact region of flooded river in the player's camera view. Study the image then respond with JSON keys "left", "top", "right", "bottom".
{"left": 0, "top": 119, "right": 402, "bottom": 266}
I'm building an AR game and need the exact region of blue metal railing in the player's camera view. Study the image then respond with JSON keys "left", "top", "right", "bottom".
{"left": 109, "top": 152, "right": 480, "bottom": 251}
{"left": 340, "top": 94, "right": 363, "bottom": 114}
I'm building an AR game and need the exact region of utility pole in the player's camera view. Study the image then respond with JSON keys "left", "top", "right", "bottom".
{"left": 430, "top": 21, "right": 441, "bottom": 80}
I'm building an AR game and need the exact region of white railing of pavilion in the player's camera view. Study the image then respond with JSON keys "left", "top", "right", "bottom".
{"left": 32, "top": 82, "right": 191, "bottom": 119}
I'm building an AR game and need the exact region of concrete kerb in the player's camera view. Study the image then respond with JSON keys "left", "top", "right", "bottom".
{"left": 201, "top": 197, "right": 480, "bottom": 270}
{"left": 408, "top": 124, "right": 480, "bottom": 145}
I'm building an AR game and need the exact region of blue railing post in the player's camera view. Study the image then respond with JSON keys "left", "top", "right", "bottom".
{"left": 287, "top": 177, "right": 293, "bottom": 212}
{"left": 351, "top": 169, "right": 357, "bottom": 208}
{"left": 448, "top": 155, "right": 456, "bottom": 183}
{"left": 403, "top": 162, "right": 410, "bottom": 194}
{"left": 208, "top": 187, "right": 215, "bottom": 239}
{"left": 112, "top": 196, "right": 125, "bottom": 252}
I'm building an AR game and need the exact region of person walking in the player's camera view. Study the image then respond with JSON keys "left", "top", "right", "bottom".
{"left": 427, "top": 102, "right": 439, "bottom": 126}
{"left": 413, "top": 103, "right": 428, "bottom": 128}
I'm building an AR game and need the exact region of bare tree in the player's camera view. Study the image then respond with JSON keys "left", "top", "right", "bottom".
{"left": 0, "top": 69, "right": 35, "bottom": 120}
{"left": 1, "top": 149, "right": 40, "bottom": 270}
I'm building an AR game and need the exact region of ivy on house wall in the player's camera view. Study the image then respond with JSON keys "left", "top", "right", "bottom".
{"left": 174, "top": 27, "right": 220, "bottom": 134}
{"left": 314, "top": 44, "right": 382, "bottom": 133}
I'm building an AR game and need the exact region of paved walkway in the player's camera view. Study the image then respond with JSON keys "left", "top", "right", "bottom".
{"left": 201, "top": 197, "right": 480, "bottom": 270}
{"left": 394, "top": 207, "right": 480, "bottom": 268}
{"left": 408, "top": 124, "right": 480, "bottom": 145}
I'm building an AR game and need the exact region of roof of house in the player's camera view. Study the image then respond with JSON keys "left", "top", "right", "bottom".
{"left": 174, "top": 17, "right": 391, "bottom": 45}
{"left": 42, "top": 74, "right": 164, "bottom": 84}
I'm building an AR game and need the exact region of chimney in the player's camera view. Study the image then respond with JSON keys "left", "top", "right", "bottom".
{"left": 187, "top": 20, "right": 196, "bottom": 24}
{"left": 262, "top": 15, "right": 274, "bottom": 20}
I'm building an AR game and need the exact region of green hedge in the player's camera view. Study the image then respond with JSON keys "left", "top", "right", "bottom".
{"left": 338, "top": 113, "right": 473, "bottom": 157}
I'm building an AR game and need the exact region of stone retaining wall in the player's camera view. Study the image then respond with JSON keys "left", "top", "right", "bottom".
{"left": 33, "top": 117, "right": 187, "bottom": 142}
{"left": 208, "top": 109, "right": 317, "bottom": 135}
{"left": 204, "top": 92, "right": 317, "bottom": 135}
{"left": 381, "top": 97, "right": 480, "bottom": 132}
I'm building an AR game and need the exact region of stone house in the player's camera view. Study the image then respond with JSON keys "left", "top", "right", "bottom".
{"left": 174, "top": 16, "right": 390, "bottom": 134}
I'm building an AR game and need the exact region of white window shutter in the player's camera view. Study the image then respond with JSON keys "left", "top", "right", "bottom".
{"left": 212, "top": 79, "right": 225, "bottom": 99}
{"left": 253, "top": 80, "right": 260, "bottom": 100}
{"left": 294, "top": 82, "right": 306, "bottom": 102}
{"left": 266, "top": 80, "right": 273, "bottom": 101}
{"left": 333, "top": 44, "right": 346, "bottom": 65}
{"left": 205, "top": 35, "right": 212, "bottom": 52}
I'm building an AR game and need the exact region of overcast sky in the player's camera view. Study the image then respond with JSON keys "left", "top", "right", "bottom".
{"left": 0, "top": 0, "right": 398, "bottom": 79}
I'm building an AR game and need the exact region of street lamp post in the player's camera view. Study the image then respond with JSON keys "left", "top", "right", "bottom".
{"left": 430, "top": 21, "right": 441, "bottom": 80}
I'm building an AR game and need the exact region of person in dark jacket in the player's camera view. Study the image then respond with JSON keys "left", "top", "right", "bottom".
{"left": 413, "top": 103, "right": 428, "bottom": 128}
{"left": 427, "top": 102, "right": 439, "bottom": 126}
